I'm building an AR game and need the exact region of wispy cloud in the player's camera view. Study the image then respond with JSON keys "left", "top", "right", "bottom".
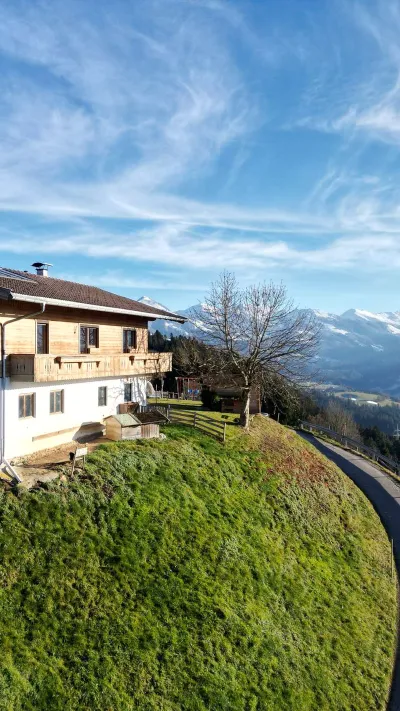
{"left": 0, "top": 0, "right": 253, "bottom": 200}
{"left": 1, "top": 218, "right": 399, "bottom": 275}
{"left": 298, "top": 0, "right": 400, "bottom": 145}
{"left": 58, "top": 269, "right": 207, "bottom": 292}
{"left": 1, "top": 0, "right": 400, "bottom": 305}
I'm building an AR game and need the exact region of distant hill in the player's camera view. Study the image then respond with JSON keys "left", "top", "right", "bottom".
{"left": 139, "top": 297, "right": 400, "bottom": 396}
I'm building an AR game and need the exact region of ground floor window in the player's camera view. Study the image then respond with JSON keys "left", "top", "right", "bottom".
{"left": 124, "top": 382, "right": 132, "bottom": 402}
{"left": 98, "top": 386, "right": 107, "bottom": 407}
{"left": 50, "top": 390, "right": 64, "bottom": 414}
{"left": 19, "top": 393, "right": 35, "bottom": 418}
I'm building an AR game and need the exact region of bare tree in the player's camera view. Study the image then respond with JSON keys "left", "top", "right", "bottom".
{"left": 311, "top": 402, "right": 361, "bottom": 440}
{"left": 188, "top": 272, "right": 320, "bottom": 428}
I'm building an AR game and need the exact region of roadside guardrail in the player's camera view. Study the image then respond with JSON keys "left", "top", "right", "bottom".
{"left": 300, "top": 421, "right": 400, "bottom": 474}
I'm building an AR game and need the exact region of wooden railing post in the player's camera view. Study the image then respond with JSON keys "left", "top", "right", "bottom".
{"left": 223, "top": 422, "right": 227, "bottom": 443}
{"left": 193, "top": 412, "right": 197, "bottom": 428}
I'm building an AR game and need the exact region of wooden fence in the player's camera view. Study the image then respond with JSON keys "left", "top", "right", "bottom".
{"left": 149, "top": 391, "right": 201, "bottom": 401}
{"left": 139, "top": 404, "right": 227, "bottom": 442}
{"left": 300, "top": 420, "right": 400, "bottom": 474}
{"left": 169, "top": 408, "right": 227, "bottom": 443}
{"left": 138, "top": 403, "right": 170, "bottom": 416}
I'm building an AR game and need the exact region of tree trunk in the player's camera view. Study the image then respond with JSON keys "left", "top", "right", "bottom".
{"left": 239, "top": 389, "right": 251, "bottom": 428}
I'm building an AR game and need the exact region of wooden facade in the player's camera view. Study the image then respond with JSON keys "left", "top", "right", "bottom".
{"left": 0, "top": 302, "right": 149, "bottom": 355}
{"left": 9, "top": 352, "right": 172, "bottom": 383}
{"left": 1, "top": 301, "right": 172, "bottom": 383}
{"left": 141, "top": 423, "right": 160, "bottom": 439}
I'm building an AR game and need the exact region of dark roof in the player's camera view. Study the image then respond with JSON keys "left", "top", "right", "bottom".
{"left": 0, "top": 268, "right": 184, "bottom": 322}
{"left": 136, "top": 410, "right": 169, "bottom": 424}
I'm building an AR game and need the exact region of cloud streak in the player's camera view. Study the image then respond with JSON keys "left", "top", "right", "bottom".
{"left": 1, "top": 219, "right": 399, "bottom": 274}
{"left": 1, "top": 0, "right": 400, "bottom": 300}
{"left": 0, "top": 0, "right": 253, "bottom": 193}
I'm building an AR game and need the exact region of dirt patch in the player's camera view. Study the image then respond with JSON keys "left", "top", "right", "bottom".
{"left": 11, "top": 435, "right": 113, "bottom": 467}
{"left": 9, "top": 435, "right": 113, "bottom": 488}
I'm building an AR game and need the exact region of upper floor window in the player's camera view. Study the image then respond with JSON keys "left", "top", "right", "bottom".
{"left": 123, "top": 329, "right": 137, "bottom": 353}
{"left": 36, "top": 322, "right": 49, "bottom": 354}
{"left": 80, "top": 326, "right": 99, "bottom": 353}
{"left": 19, "top": 393, "right": 35, "bottom": 418}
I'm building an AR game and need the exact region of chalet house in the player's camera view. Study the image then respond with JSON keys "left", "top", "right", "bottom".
{"left": 0, "top": 264, "right": 184, "bottom": 469}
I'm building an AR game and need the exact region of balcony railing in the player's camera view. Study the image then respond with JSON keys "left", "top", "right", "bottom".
{"left": 9, "top": 352, "right": 172, "bottom": 383}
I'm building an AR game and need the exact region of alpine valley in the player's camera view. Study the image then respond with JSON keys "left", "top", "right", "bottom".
{"left": 139, "top": 298, "right": 400, "bottom": 398}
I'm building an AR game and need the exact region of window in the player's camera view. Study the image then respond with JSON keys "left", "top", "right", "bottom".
{"left": 19, "top": 394, "right": 35, "bottom": 418}
{"left": 98, "top": 386, "right": 107, "bottom": 407}
{"left": 50, "top": 390, "right": 64, "bottom": 414}
{"left": 124, "top": 382, "right": 132, "bottom": 402}
{"left": 80, "top": 326, "right": 99, "bottom": 353}
{"left": 123, "top": 329, "right": 137, "bottom": 353}
{"left": 36, "top": 322, "right": 49, "bottom": 354}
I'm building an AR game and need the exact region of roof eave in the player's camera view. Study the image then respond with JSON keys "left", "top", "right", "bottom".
{"left": 10, "top": 292, "right": 186, "bottom": 322}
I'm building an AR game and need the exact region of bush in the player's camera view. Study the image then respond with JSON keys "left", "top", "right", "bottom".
{"left": 201, "top": 387, "right": 221, "bottom": 410}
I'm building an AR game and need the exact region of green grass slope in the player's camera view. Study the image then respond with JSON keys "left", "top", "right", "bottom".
{"left": 0, "top": 417, "right": 396, "bottom": 711}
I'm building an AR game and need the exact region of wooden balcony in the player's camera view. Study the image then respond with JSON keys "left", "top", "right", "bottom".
{"left": 8, "top": 352, "right": 172, "bottom": 383}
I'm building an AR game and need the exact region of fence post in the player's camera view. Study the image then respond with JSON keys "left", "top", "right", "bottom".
{"left": 391, "top": 538, "right": 394, "bottom": 579}
{"left": 223, "top": 422, "right": 227, "bottom": 444}
{"left": 193, "top": 412, "right": 197, "bottom": 428}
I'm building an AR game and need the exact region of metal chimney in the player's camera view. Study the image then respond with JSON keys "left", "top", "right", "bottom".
{"left": 31, "top": 262, "right": 53, "bottom": 278}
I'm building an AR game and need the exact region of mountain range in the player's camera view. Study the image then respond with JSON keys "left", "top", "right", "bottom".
{"left": 138, "top": 297, "right": 400, "bottom": 397}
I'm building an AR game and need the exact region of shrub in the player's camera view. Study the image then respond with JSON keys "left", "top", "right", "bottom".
{"left": 201, "top": 387, "right": 221, "bottom": 410}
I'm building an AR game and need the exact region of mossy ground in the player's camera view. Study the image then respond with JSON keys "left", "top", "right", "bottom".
{"left": 0, "top": 416, "right": 396, "bottom": 710}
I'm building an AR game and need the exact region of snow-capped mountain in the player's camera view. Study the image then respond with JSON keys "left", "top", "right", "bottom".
{"left": 311, "top": 308, "right": 400, "bottom": 395}
{"left": 145, "top": 300, "right": 400, "bottom": 396}
{"left": 137, "top": 297, "right": 193, "bottom": 336}
{"left": 138, "top": 296, "right": 173, "bottom": 313}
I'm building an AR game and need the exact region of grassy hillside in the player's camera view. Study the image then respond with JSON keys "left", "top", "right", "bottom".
{"left": 0, "top": 417, "right": 396, "bottom": 711}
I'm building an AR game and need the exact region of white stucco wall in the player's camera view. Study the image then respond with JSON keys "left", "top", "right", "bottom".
{"left": 4, "top": 376, "right": 147, "bottom": 458}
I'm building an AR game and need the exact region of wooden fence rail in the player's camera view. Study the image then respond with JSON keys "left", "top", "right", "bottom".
{"left": 139, "top": 404, "right": 227, "bottom": 442}
{"left": 169, "top": 409, "right": 227, "bottom": 443}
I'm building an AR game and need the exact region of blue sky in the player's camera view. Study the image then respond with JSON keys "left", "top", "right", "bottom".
{"left": 0, "top": 0, "right": 399, "bottom": 313}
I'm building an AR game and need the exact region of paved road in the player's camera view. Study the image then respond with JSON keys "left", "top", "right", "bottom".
{"left": 298, "top": 432, "right": 400, "bottom": 711}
